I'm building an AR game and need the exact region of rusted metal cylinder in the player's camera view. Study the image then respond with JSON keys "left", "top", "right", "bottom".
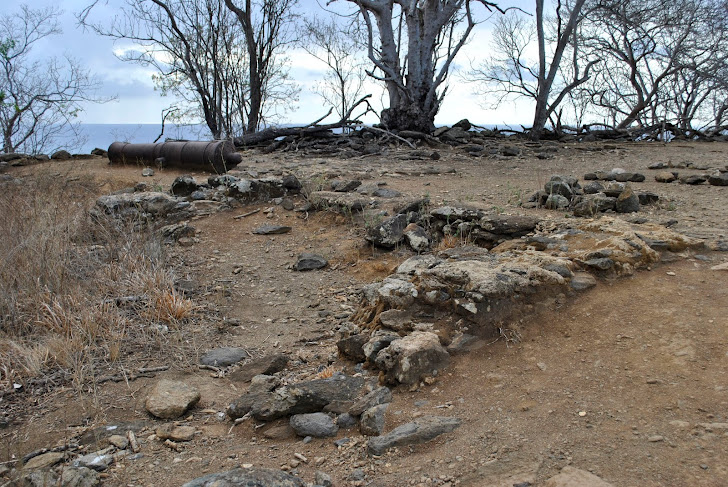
{"left": 107, "top": 140, "right": 240, "bottom": 173}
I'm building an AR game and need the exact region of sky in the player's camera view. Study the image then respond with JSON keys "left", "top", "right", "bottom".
{"left": 3, "top": 0, "right": 533, "bottom": 128}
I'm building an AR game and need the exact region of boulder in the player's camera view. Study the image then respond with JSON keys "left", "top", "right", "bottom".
{"left": 171, "top": 176, "right": 200, "bottom": 196}
{"left": 615, "top": 186, "right": 640, "bottom": 213}
{"left": 182, "top": 468, "right": 305, "bottom": 487}
{"left": 289, "top": 412, "right": 339, "bottom": 437}
{"left": 253, "top": 224, "right": 291, "bottom": 235}
{"left": 363, "top": 331, "right": 401, "bottom": 361}
{"left": 679, "top": 174, "right": 707, "bottom": 185}
{"left": 94, "top": 192, "right": 188, "bottom": 223}
{"left": 331, "top": 179, "right": 361, "bottom": 192}
{"left": 336, "top": 334, "right": 368, "bottom": 362}
{"left": 361, "top": 277, "right": 418, "bottom": 309}
{"left": 403, "top": 223, "right": 430, "bottom": 252}
{"left": 60, "top": 466, "right": 100, "bottom": 487}
{"left": 360, "top": 404, "right": 388, "bottom": 436}
{"left": 544, "top": 180, "right": 574, "bottom": 199}
{"left": 145, "top": 380, "right": 200, "bottom": 419}
{"left": 51, "top": 150, "right": 72, "bottom": 160}
{"left": 366, "top": 213, "right": 408, "bottom": 248}
{"left": 545, "top": 194, "right": 570, "bottom": 210}
{"left": 374, "top": 331, "right": 450, "bottom": 385}
{"left": 367, "top": 416, "right": 461, "bottom": 455}
{"left": 708, "top": 172, "right": 728, "bottom": 186}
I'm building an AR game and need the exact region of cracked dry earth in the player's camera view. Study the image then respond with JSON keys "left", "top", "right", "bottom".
{"left": 3, "top": 139, "right": 728, "bottom": 487}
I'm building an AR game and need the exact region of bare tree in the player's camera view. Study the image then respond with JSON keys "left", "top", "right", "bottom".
{"left": 576, "top": 0, "right": 716, "bottom": 130}
{"left": 299, "top": 16, "right": 367, "bottom": 127}
{"left": 467, "top": 0, "right": 596, "bottom": 140}
{"left": 1, "top": 6, "right": 102, "bottom": 154}
{"left": 341, "top": 0, "right": 505, "bottom": 133}
{"left": 80, "top": 0, "right": 298, "bottom": 137}
{"left": 223, "top": 0, "right": 299, "bottom": 133}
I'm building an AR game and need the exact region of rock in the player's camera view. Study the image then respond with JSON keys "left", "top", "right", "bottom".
{"left": 367, "top": 416, "right": 461, "bottom": 455}
{"left": 282, "top": 174, "right": 302, "bottom": 191}
{"left": 680, "top": 174, "right": 707, "bottom": 185}
{"left": 309, "top": 191, "right": 371, "bottom": 213}
{"left": 396, "top": 255, "right": 443, "bottom": 276}
{"left": 360, "top": 404, "right": 388, "bottom": 436}
{"left": 17, "top": 470, "right": 58, "bottom": 486}
{"left": 430, "top": 206, "right": 485, "bottom": 222}
{"left": 648, "top": 162, "right": 667, "bottom": 169}
{"left": 452, "top": 119, "right": 472, "bottom": 131}
{"left": 616, "top": 186, "right": 640, "bottom": 213}
{"left": 141, "top": 167, "right": 154, "bottom": 177}
{"left": 51, "top": 150, "right": 72, "bottom": 160}
{"left": 583, "top": 181, "right": 604, "bottom": 194}
{"left": 349, "top": 387, "right": 393, "bottom": 416}
{"left": 582, "top": 257, "right": 614, "bottom": 271}
{"left": 372, "top": 188, "right": 402, "bottom": 198}
{"left": 294, "top": 253, "right": 327, "bottom": 271}
{"left": 545, "top": 194, "right": 570, "bottom": 210}
{"left": 336, "top": 334, "right": 368, "bottom": 363}
{"left": 145, "top": 380, "right": 200, "bottom": 419}
{"left": 253, "top": 224, "right": 292, "bottom": 235}
{"left": 249, "top": 375, "right": 280, "bottom": 394}
{"left": 23, "top": 451, "right": 64, "bottom": 470}
{"left": 182, "top": 468, "right": 305, "bottom": 487}
{"left": 543, "top": 466, "right": 614, "bottom": 487}
{"left": 366, "top": 213, "right": 408, "bottom": 248}
{"left": 655, "top": 171, "right": 677, "bottom": 183}
{"left": 331, "top": 179, "right": 361, "bottom": 192}
{"left": 501, "top": 146, "right": 521, "bottom": 156}
{"left": 60, "top": 466, "right": 100, "bottom": 487}
{"left": 602, "top": 181, "right": 626, "bottom": 197}
{"left": 628, "top": 173, "right": 646, "bottom": 182}
{"left": 478, "top": 215, "right": 540, "bottom": 237}
{"left": 583, "top": 172, "right": 598, "bottom": 180}
{"left": 171, "top": 176, "right": 200, "bottom": 196}
{"left": 200, "top": 347, "right": 249, "bottom": 367}
{"left": 290, "top": 412, "right": 339, "bottom": 437}
{"left": 107, "top": 435, "right": 129, "bottom": 449}
{"left": 155, "top": 424, "right": 196, "bottom": 441}
{"left": 160, "top": 222, "right": 195, "bottom": 243}
{"left": 228, "top": 375, "right": 366, "bottom": 421}
{"left": 637, "top": 191, "right": 659, "bottom": 205}
{"left": 363, "top": 331, "right": 401, "bottom": 361}
{"left": 228, "top": 354, "right": 289, "bottom": 383}
{"left": 374, "top": 331, "right": 450, "bottom": 385}
{"left": 336, "top": 413, "right": 358, "bottom": 429}
{"left": 446, "top": 332, "right": 477, "bottom": 354}
{"left": 94, "top": 192, "right": 188, "bottom": 223}
{"left": 361, "top": 277, "right": 418, "bottom": 309}
{"left": 73, "top": 452, "right": 113, "bottom": 471}
{"left": 91, "top": 148, "right": 107, "bottom": 156}
{"left": 314, "top": 471, "right": 333, "bottom": 487}
{"left": 544, "top": 180, "right": 574, "bottom": 199}
{"left": 441, "top": 127, "right": 472, "bottom": 142}
{"left": 379, "top": 309, "right": 414, "bottom": 332}
{"left": 708, "top": 172, "right": 728, "bottom": 186}
{"left": 570, "top": 272, "right": 597, "bottom": 291}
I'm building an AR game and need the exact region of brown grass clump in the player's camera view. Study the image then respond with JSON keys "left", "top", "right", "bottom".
{"left": 0, "top": 173, "right": 193, "bottom": 392}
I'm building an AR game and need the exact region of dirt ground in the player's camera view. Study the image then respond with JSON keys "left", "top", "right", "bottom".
{"left": 2, "top": 139, "right": 728, "bottom": 486}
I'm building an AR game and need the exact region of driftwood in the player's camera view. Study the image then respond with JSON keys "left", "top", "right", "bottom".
{"left": 233, "top": 95, "right": 373, "bottom": 148}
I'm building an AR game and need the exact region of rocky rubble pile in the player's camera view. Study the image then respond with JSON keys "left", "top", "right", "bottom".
{"left": 338, "top": 215, "right": 702, "bottom": 387}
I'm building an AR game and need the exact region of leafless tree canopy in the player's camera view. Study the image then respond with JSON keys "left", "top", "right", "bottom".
{"left": 80, "top": 0, "right": 298, "bottom": 138}
{"left": 1, "top": 6, "right": 102, "bottom": 154}
{"left": 299, "top": 16, "right": 367, "bottom": 126}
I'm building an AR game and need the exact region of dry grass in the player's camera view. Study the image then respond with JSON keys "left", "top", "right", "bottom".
{"left": 0, "top": 174, "right": 194, "bottom": 392}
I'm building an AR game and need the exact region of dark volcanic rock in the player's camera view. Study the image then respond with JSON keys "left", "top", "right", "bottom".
{"left": 227, "top": 374, "right": 367, "bottom": 421}
{"left": 365, "top": 213, "right": 408, "bottom": 248}
{"left": 616, "top": 186, "right": 640, "bottom": 213}
{"left": 367, "top": 416, "right": 461, "bottom": 455}
{"left": 708, "top": 172, "right": 728, "bottom": 186}
{"left": 200, "top": 347, "right": 250, "bottom": 367}
{"left": 337, "top": 334, "right": 368, "bottom": 363}
{"left": 171, "top": 176, "right": 200, "bottom": 196}
{"left": 253, "top": 224, "right": 292, "bottom": 235}
{"left": 289, "top": 412, "right": 339, "bottom": 437}
{"left": 294, "top": 253, "right": 327, "bottom": 271}
{"left": 228, "top": 354, "right": 289, "bottom": 383}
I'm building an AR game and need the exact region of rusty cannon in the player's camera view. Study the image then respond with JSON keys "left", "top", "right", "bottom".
{"left": 107, "top": 140, "right": 242, "bottom": 173}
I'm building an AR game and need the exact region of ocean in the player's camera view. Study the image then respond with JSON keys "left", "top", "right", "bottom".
{"left": 73, "top": 123, "right": 212, "bottom": 155}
